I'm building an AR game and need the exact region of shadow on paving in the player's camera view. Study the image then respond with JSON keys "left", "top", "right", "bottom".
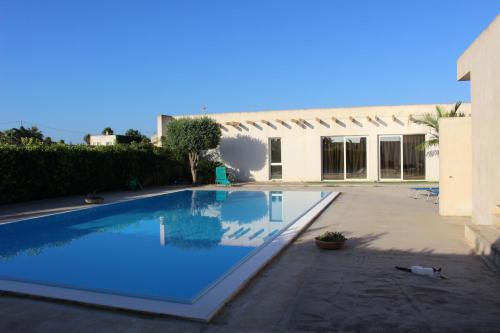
{"left": 212, "top": 233, "right": 500, "bottom": 333}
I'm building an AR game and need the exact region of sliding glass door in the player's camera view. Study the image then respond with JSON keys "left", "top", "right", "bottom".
{"left": 322, "top": 136, "right": 367, "bottom": 180}
{"left": 403, "top": 135, "right": 425, "bottom": 180}
{"left": 379, "top": 136, "right": 402, "bottom": 179}
{"left": 345, "top": 137, "right": 367, "bottom": 179}
{"left": 322, "top": 137, "right": 344, "bottom": 180}
{"left": 379, "top": 134, "right": 425, "bottom": 180}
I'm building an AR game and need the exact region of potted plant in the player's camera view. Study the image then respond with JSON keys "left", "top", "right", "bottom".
{"left": 85, "top": 192, "right": 104, "bottom": 204}
{"left": 315, "top": 231, "right": 347, "bottom": 250}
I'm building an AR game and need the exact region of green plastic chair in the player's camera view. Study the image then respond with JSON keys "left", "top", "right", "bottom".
{"left": 216, "top": 190, "right": 228, "bottom": 201}
{"left": 215, "top": 166, "right": 231, "bottom": 186}
{"left": 129, "top": 177, "right": 144, "bottom": 191}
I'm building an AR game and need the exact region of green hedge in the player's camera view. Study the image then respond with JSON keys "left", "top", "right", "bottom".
{"left": 0, "top": 144, "right": 189, "bottom": 204}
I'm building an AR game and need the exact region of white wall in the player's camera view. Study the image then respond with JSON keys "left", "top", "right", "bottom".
{"left": 160, "top": 103, "right": 470, "bottom": 182}
{"left": 155, "top": 115, "right": 174, "bottom": 146}
{"left": 89, "top": 135, "right": 116, "bottom": 146}
{"left": 439, "top": 117, "right": 472, "bottom": 216}
{"left": 457, "top": 15, "right": 500, "bottom": 226}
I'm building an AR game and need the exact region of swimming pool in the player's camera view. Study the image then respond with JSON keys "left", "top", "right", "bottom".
{"left": 0, "top": 189, "right": 338, "bottom": 320}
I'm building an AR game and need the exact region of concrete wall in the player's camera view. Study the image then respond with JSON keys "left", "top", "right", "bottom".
{"left": 89, "top": 135, "right": 116, "bottom": 146}
{"left": 457, "top": 15, "right": 500, "bottom": 226}
{"left": 155, "top": 115, "right": 174, "bottom": 146}
{"left": 160, "top": 103, "right": 470, "bottom": 182}
{"left": 439, "top": 117, "right": 472, "bottom": 216}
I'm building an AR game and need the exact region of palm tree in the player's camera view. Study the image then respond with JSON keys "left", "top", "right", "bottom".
{"left": 411, "top": 102, "right": 465, "bottom": 154}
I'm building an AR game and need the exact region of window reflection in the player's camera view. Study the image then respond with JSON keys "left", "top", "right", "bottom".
{"left": 269, "top": 191, "right": 283, "bottom": 222}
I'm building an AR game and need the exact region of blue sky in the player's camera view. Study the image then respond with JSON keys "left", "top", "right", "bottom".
{"left": 0, "top": 1, "right": 498, "bottom": 143}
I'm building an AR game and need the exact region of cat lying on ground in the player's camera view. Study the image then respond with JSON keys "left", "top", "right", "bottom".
{"left": 395, "top": 265, "right": 446, "bottom": 279}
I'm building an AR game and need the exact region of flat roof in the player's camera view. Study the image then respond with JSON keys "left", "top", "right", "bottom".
{"left": 167, "top": 102, "right": 471, "bottom": 119}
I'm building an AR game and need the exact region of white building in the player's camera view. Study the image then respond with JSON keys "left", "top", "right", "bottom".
{"left": 157, "top": 103, "right": 470, "bottom": 183}
{"left": 89, "top": 135, "right": 132, "bottom": 146}
{"left": 89, "top": 135, "right": 118, "bottom": 146}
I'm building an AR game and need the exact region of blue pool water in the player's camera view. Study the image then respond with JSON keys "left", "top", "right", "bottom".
{"left": 0, "top": 190, "right": 329, "bottom": 303}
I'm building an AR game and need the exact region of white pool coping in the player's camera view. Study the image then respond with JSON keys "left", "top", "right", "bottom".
{"left": 0, "top": 191, "right": 339, "bottom": 322}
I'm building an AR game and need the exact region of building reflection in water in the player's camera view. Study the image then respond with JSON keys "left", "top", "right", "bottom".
{"left": 159, "top": 216, "right": 165, "bottom": 246}
{"left": 159, "top": 190, "right": 280, "bottom": 249}
{"left": 270, "top": 191, "right": 283, "bottom": 222}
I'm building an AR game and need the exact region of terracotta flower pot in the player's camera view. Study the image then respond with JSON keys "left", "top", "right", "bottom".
{"left": 315, "top": 238, "right": 345, "bottom": 250}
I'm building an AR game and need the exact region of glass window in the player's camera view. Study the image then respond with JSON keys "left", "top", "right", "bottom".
{"left": 269, "top": 138, "right": 282, "bottom": 179}
{"left": 403, "top": 135, "right": 426, "bottom": 180}
{"left": 345, "top": 137, "right": 367, "bottom": 179}
{"left": 321, "top": 136, "right": 367, "bottom": 180}
{"left": 270, "top": 138, "right": 281, "bottom": 163}
{"left": 322, "top": 137, "right": 344, "bottom": 180}
{"left": 380, "top": 136, "right": 401, "bottom": 179}
{"left": 270, "top": 165, "right": 282, "bottom": 179}
{"left": 378, "top": 134, "right": 426, "bottom": 181}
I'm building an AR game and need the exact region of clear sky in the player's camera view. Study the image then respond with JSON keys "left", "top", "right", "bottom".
{"left": 0, "top": 1, "right": 498, "bottom": 143}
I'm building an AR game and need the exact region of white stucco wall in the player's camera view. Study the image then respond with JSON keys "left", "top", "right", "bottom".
{"left": 160, "top": 103, "right": 470, "bottom": 183}
{"left": 155, "top": 115, "right": 174, "bottom": 146}
{"left": 89, "top": 135, "right": 116, "bottom": 146}
{"left": 439, "top": 117, "right": 472, "bottom": 216}
{"left": 457, "top": 15, "right": 500, "bottom": 226}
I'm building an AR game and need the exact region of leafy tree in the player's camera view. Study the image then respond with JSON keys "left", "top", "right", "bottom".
{"left": 125, "top": 128, "right": 151, "bottom": 144}
{"left": 125, "top": 129, "right": 140, "bottom": 137}
{"left": 0, "top": 126, "right": 44, "bottom": 145}
{"left": 20, "top": 137, "right": 43, "bottom": 146}
{"left": 83, "top": 134, "right": 91, "bottom": 145}
{"left": 411, "top": 102, "right": 465, "bottom": 155}
{"left": 101, "top": 127, "right": 114, "bottom": 135}
{"left": 163, "top": 117, "right": 221, "bottom": 184}
{"left": 43, "top": 137, "right": 53, "bottom": 145}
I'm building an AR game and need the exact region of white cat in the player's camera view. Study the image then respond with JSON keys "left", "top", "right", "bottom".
{"left": 395, "top": 265, "right": 445, "bottom": 279}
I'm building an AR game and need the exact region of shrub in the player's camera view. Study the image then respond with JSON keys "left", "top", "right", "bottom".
{"left": 0, "top": 144, "right": 188, "bottom": 204}
{"left": 316, "top": 231, "right": 347, "bottom": 242}
{"left": 196, "top": 159, "right": 223, "bottom": 184}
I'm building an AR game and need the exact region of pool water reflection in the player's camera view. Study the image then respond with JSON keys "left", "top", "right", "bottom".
{"left": 0, "top": 190, "right": 329, "bottom": 303}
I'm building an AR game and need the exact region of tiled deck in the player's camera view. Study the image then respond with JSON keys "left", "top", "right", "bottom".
{"left": 1, "top": 185, "right": 500, "bottom": 332}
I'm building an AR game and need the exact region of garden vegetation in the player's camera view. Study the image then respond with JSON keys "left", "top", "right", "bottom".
{"left": 162, "top": 117, "right": 221, "bottom": 184}
{"left": 0, "top": 143, "right": 187, "bottom": 204}
{"left": 0, "top": 119, "right": 222, "bottom": 204}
